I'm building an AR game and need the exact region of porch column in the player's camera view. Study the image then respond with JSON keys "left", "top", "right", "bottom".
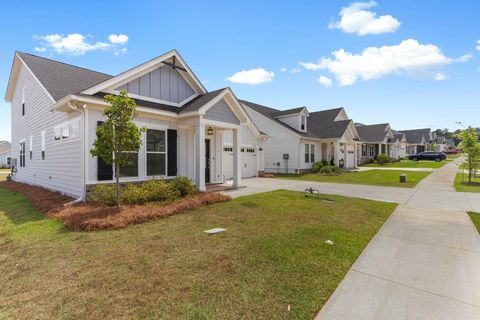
{"left": 195, "top": 123, "right": 206, "bottom": 191}
{"left": 378, "top": 143, "right": 382, "bottom": 155}
{"left": 232, "top": 128, "right": 242, "bottom": 187}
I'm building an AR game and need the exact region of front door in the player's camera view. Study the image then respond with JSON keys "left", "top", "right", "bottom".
{"left": 205, "top": 139, "right": 211, "bottom": 183}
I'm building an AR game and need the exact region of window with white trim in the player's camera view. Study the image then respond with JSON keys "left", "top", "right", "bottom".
{"left": 118, "top": 152, "right": 139, "bottom": 178}
{"left": 6, "top": 157, "right": 11, "bottom": 166}
{"left": 54, "top": 121, "right": 80, "bottom": 141}
{"left": 41, "top": 131, "right": 46, "bottom": 160}
{"left": 300, "top": 115, "right": 306, "bottom": 131}
{"left": 29, "top": 136, "right": 33, "bottom": 160}
{"left": 20, "top": 140, "right": 26, "bottom": 167}
{"left": 305, "top": 144, "right": 315, "bottom": 163}
{"left": 146, "top": 129, "right": 166, "bottom": 176}
{"left": 362, "top": 144, "right": 367, "bottom": 157}
{"left": 21, "top": 86, "right": 25, "bottom": 116}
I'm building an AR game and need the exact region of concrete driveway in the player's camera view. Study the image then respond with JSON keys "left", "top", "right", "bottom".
{"left": 224, "top": 158, "right": 480, "bottom": 319}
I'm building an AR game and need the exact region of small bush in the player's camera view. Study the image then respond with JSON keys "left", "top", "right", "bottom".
{"left": 321, "top": 159, "right": 329, "bottom": 166}
{"left": 143, "top": 179, "right": 181, "bottom": 202}
{"left": 121, "top": 183, "right": 152, "bottom": 204}
{"left": 376, "top": 153, "right": 390, "bottom": 165}
{"left": 92, "top": 184, "right": 117, "bottom": 205}
{"left": 312, "top": 161, "right": 325, "bottom": 173}
{"left": 170, "top": 176, "right": 196, "bottom": 197}
{"left": 319, "top": 165, "right": 343, "bottom": 176}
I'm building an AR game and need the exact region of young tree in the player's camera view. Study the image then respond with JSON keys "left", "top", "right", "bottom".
{"left": 90, "top": 91, "right": 145, "bottom": 209}
{"left": 456, "top": 127, "right": 480, "bottom": 184}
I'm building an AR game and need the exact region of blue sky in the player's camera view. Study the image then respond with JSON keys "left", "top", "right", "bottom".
{"left": 1, "top": 0, "right": 479, "bottom": 141}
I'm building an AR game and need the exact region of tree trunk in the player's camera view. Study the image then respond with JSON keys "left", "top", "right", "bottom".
{"left": 116, "top": 164, "right": 120, "bottom": 211}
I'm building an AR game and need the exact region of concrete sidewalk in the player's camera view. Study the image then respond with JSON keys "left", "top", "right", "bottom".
{"left": 316, "top": 158, "right": 480, "bottom": 319}
{"left": 354, "top": 166, "right": 434, "bottom": 172}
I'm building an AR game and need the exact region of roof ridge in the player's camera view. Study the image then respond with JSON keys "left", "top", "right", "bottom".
{"left": 16, "top": 51, "right": 113, "bottom": 77}
{"left": 309, "top": 107, "right": 343, "bottom": 114}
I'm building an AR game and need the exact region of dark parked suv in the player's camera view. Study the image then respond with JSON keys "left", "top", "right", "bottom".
{"left": 408, "top": 151, "right": 447, "bottom": 162}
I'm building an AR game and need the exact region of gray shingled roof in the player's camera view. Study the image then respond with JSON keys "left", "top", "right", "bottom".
{"left": 179, "top": 88, "right": 226, "bottom": 113}
{"left": 355, "top": 123, "right": 390, "bottom": 143}
{"left": 272, "top": 107, "right": 306, "bottom": 117}
{"left": 241, "top": 100, "right": 350, "bottom": 139}
{"left": 400, "top": 128, "right": 431, "bottom": 144}
{"left": 17, "top": 52, "right": 113, "bottom": 101}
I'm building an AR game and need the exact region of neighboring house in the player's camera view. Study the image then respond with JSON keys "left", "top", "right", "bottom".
{"left": 355, "top": 123, "right": 395, "bottom": 163}
{"left": 400, "top": 128, "right": 432, "bottom": 155}
{"left": 5, "top": 50, "right": 268, "bottom": 198}
{"left": 446, "top": 138, "right": 456, "bottom": 148}
{"left": 0, "top": 150, "right": 12, "bottom": 168}
{"left": 390, "top": 131, "right": 408, "bottom": 159}
{"left": 242, "top": 101, "right": 360, "bottom": 172}
{"left": 433, "top": 135, "right": 447, "bottom": 152}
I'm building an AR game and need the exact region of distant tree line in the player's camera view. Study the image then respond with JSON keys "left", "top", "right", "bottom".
{"left": 434, "top": 128, "right": 480, "bottom": 146}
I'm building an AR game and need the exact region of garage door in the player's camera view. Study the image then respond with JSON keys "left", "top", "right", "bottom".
{"left": 223, "top": 146, "right": 258, "bottom": 179}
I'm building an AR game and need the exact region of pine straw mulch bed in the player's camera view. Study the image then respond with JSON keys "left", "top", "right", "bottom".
{"left": 0, "top": 181, "right": 231, "bottom": 231}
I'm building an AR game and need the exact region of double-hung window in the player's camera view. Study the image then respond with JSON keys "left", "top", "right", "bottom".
{"left": 362, "top": 144, "right": 367, "bottom": 157}
{"left": 20, "top": 140, "right": 26, "bottom": 167}
{"left": 305, "top": 144, "right": 315, "bottom": 163}
{"left": 118, "top": 152, "right": 139, "bottom": 178}
{"left": 368, "top": 145, "right": 375, "bottom": 157}
{"left": 146, "top": 129, "right": 166, "bottom": 176}
{"left": 300, "top": 115, "right": 306, "bottom": 131}
{"left": 21, "top": 86, "right": 25, "bottom": 116}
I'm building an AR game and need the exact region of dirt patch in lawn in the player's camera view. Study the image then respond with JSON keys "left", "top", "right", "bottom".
{"left": 54, "top": 192, "right": 231, "bottom": 231}
{"left": 0, "top": 181, "right": 73, "bottom": 214}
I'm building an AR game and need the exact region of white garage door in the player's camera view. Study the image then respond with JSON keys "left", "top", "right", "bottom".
{"left": 223, "top": 146, "right": 258, "bottom": 179}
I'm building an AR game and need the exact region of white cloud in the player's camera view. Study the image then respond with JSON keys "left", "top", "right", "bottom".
{"left": 434, "top": 72, "right": 447, "bottom": 81}
{"left": 329, "top": 1, "right": 400, "bottom": 36}
{"left": 114, "top": 48, "right": 128, "bottom": 56}
{"left": 476, "top": 40, "right": 480, "bottom": 51}
{"left": 280, "top": 67, "right": 287, "bottom": 72}
{"left": 226, "top": 68, "right": 274, "bottom": 85}
{"left": 290, "top": 68, "right": 301, "bottom": 74}
{"left": 108, "top": 34, "right": 129, "bottom": 45}
{"left": 34, "top": 33, "right": 129, "bottom": 56}
{"left": 457, "top": 53, "right": 473, "bottom": 62}
{"left": 300, "top": 39, "right": 459, "bottom": 85}
{"left": 318, "top": 76, "right": 333, "bottom": 87}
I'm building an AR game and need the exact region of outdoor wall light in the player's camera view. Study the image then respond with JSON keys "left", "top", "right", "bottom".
{"left": 207, "top": 127, "right": 214, "bottom": 135}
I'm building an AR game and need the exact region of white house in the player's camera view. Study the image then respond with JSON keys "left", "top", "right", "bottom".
{"left": 241, "top": 101, "right": 360, "bottom": 172}
{"left": 389, "top": 131, "right": 408, "bottom": 159}
{"left": 0, "top": 141, "right": 12, "bottom": 168}
{"left": 400, "top": 128, "right": 432, "bottom": 155}
{"left": 356, "top": 123, "right": 395, "bottom": 163}
{"left": 5, "top": 50, "right": 268, "bottom": 199}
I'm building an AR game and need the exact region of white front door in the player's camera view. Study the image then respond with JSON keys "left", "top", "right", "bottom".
{"left": 346, "top": 144, "right": 355, "bottom": 168}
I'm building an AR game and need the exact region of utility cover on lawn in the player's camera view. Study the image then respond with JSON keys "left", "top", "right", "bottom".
{"left": 204, "top": 228, "right": 226, "bottom": 234}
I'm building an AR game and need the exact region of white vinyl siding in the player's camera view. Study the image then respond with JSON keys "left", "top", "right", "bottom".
{"left": 10, "top": 63, "right": 83, "bottom": 197}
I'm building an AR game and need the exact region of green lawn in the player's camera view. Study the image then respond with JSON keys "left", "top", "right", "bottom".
{"left": 0, "top": 188, "right": 396, "bottom": 320}
{"left": 276, "top": 170, "right": 431, "bottom": 188}
{"left": 468, "top": 212, "right": 480, "bottom": 233}
{"left": 454, "top": 173, "right": 480, "bottom": 193}
{"left": 363, "top": 160, "right": 446, "bottom": 169}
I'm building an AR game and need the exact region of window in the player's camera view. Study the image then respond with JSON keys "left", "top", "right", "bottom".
{"left": 362, "top": 144, "right": 367, "bottom": 157}
{"left": 300, "top": 115, "right": 306, "bottom": 131}
{"left": 368, "top": 145, "right": 375, "bottom": 157}
{"left": 54, "top": 121, "right": 79, "bottom": 141}
{"left": 146, "top": 129, "right": 166, "bottom": 176}
{"left": 20, "top": 141, "right": 26, "bottom": 167}
{"left": 70, "top": 122, "right": 80, "bottom": 138}
{"left": 29, "top": 136, "right": 33, "bottom": 160}
{"left": 41, "top": 131, "right": 46, "bottom": 160}
{"left": 118, "top": 152, "right": 139, "bottom": 178}
{"left": 224, "top": 147, "right": 233, "bottom": 152}
{"left": 305, "top": 144, "right": 315, "bottom": 163}
{"left": 21, "top": 86, "right": 25, "bottom": 116}
{"left": 6, "top": 157, "right": 11, "bottom": 166}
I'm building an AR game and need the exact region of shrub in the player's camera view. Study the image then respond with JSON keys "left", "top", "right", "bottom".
{"left": 319, "top": 165, "right": 343, "bottom": 176}
{"left": 321, "top": 159, "right": 329, "bottom": 166}
{"left": 92, "top": 184, "right": 117, "bottom": 205}
{"left": 121, "top": 183, "right": 152, "bottom": 204}
{"left": 376, "top": 153, "right": 390, "bottom": 165}
{"left": 143, "top": 179, "right": 181, "bottom": 203}
{"left": 170, "top": 176, "right": 196, "bottom": 197}
{"left": 312, "top": 161, "right": 325, "bottom": 173}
